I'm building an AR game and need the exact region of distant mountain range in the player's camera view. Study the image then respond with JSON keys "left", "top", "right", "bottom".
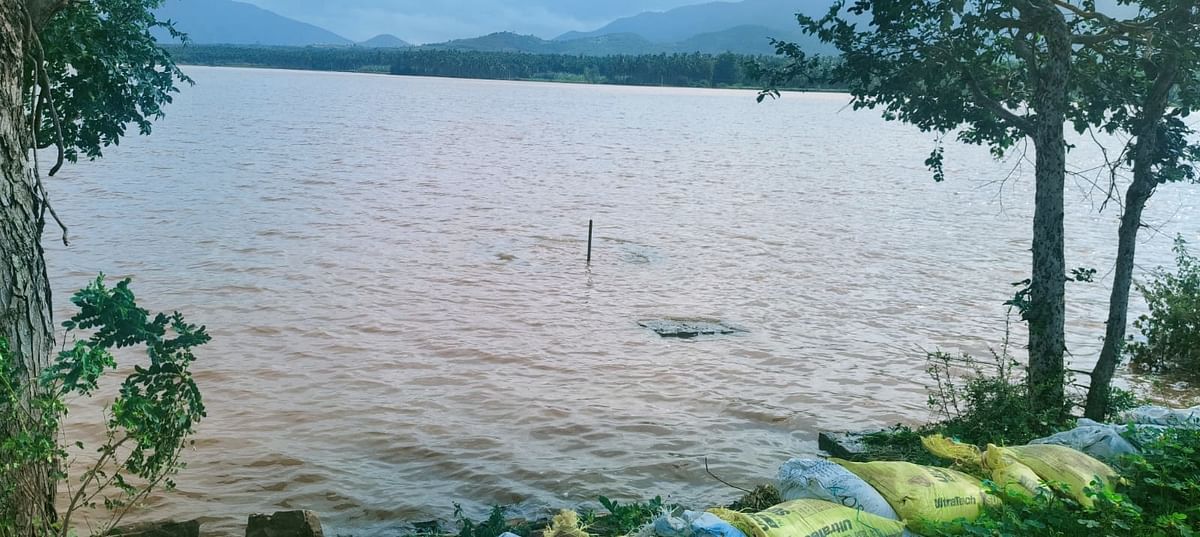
{"left": 154, "top": 0, "right": 351, "bottom": 46}
{"left": 420, "top": 25, "right": 813, "bottom": 56}
{"left": 561, "top": 0, "right": 804, "bottom": 42}
{"left": 153, "top": 0, "right": 411, "bottom": 48}
{"left": 153, "top": 0, "right": 839, "bottom": 55}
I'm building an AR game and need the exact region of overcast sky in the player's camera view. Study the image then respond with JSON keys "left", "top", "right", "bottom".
{"left": 242, "top": 0, "right": 705, "bottom": 44}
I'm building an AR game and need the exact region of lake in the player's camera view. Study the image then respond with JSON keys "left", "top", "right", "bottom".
{"left": 42, "top": 66, "right": 1199, "bottom": 536}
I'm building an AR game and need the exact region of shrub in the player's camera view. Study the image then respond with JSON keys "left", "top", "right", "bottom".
{"left": 855, "top": 348, "right": 1067, "bottom": 465}
{"left": 451, "top": 505, "right": 535, "bottom": 537}
{"left": 925, "top": 349, "right": 1070, "bottom": 447}
{"left": 1129, "top": 236, "right": 1200, "bottom": 379}
{"left": 1116, "top": 427, "right": 1200, "bottom": 526}
{"left": 0, "top": 276, "right": 208, "bottom": 537}
{"left": 583, "top": 496, "right": 668, "bottom": 537}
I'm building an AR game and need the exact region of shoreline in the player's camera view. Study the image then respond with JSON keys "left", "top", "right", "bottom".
{"left": 173, "top": 61, "right": 852, "bottom": 94}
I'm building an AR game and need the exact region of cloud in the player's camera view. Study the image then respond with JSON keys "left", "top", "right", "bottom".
{"left": 244, "top": 0, "right": 700, "bottom": 43}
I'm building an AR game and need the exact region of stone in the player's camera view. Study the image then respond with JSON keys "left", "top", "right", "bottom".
{"left": 637, "top": 318, "right": 746, "bottom": 339}
{"left": 818, "top": 431, "right": 876, "bottom": 459}
{"left": 107, "top": 520, "right": 200, "bottom": 537}
{"left": 411, "top": 520, "right": 443, "bottom": 534}
{"left": 246, "top": 510, "right": 325, "bottom": 537}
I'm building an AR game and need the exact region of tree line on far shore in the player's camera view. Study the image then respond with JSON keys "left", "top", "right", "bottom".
{"left": 161, "top": 45, "right": 846, "bottom": 90}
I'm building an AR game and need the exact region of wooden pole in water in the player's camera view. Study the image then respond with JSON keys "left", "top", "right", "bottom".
{"left": 587, "top": 220, "right": 593, "bottom": 266}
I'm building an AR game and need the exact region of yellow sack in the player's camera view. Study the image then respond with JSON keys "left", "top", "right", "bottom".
{"left": 922, "top": 435, "right": 983, "bottom": 468}
{"left": 921, "top": 435, "right": 1042, "bottom": 498}
{"left": 983, "top": 445, "right": 1046, "bottom": 497}
{"left": 544, "top": 510, "right": 590, "bottom": 537}
{"left": 709, "top": 500, "right": 905, "bottom": 537}
{"left": 834, "top": 459, "right": 991, "bottom": 533}
{"left": 996, "top": 444, "right": 1116, "bottom": 507}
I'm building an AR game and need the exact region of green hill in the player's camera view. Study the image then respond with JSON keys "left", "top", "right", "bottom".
{"left": 420, "top": 26, "right": 823, "bottom": 57}
{"left": 359, "top": 34, "right": 412, "bottom": 48}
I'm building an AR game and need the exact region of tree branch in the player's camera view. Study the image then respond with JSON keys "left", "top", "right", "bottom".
{"left": 27, "top": 20, "right": 64, "bottom": 177}
{"left": 24, "top": 0, "right": 73, "bottom": 29}
{"left": 1050, "top": 0, "right": 1179, "bottom": 36}
{"left": 59, "top": 435, "right": 131, "bottom": 537}
{"left": 1010, "top": 34, "right": 1041, "bottom": 87}
{"left": 22, "top": 3, "right": 70, "bottom": 246}
{"left": 1050, "top": 0, "right": 1118, "bottom": 24}
{"left": 965, "top": 75, "right": 1034, "bottom": 133}
{"left": 1073, "top": 30, "right": 1147, "bottom": 47}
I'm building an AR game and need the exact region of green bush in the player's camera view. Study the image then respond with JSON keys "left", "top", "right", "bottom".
{"left": 451, "top": 505, "right": 535, "bottom": 537}
{"left": 1129, "top": 236, "right": 1200, "bottom": 379}
{"left": 581, "top": 496, "right": 669, "bottom": 537}
{"left": 1117, "top": 428, "right": 1200, "bottom": 527}
{"left": 0, "top": 276, "right": 208, "bottom": 537}
{"left": 925, "top": 350, "right": 1071, "bottom": 447}
{"left": 855, "top": 349, "right": 1067, "bottom": 465}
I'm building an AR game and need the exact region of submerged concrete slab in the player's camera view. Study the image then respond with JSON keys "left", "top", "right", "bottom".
{"left": 637, "top": 318, "right": 747, "bottom": 339}
{"left": 107, "top": 520, "right": 200, "bottom": 537}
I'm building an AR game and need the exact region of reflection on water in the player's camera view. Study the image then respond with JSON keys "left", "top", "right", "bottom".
{"left": 41, "top": 67, "right": 1198, "bottom": 536}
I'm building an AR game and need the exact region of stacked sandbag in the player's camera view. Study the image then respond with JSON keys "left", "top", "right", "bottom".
{"left": 921, "top": 433, "right": 1117, "bottom": 507}
{"left": 1029, "top": 405, "right": 1200, "bottom": 460}
{"left": 1029, "top": 419, "right": 1139, "bottom": 460}
{"left": 1119, "top": 405, "right": 1200, "bottom": 428}
{"left": 982, "top": 446, "right": 1047, "bottom": 498}
{"left": 710, "top": 500, "right": 906, "bottom": 537}
{"left": 922, "top": 435, "right": 1047, "bottom": 499}
{"left": 832, "top": 459, "right": 994, "bottom": 534}
{"left": 777, "top": 459, "right": 900, "bottom": 520}
{"left": 989, "top": 444, "right": 1116, "bottom": 507}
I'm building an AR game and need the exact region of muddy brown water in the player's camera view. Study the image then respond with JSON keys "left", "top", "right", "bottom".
{"left": 40, "top": 66, "right": 1198, "bottom": 536}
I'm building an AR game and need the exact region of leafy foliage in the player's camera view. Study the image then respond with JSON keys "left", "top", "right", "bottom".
{"left": 1069, "top": 2, "right": 1200, "bottom": 173}
{"left": 0, "top": 338, "right": 64, "bottom": 536}
{"left": 33, "top": 0, "right": 192, "bottom": 162}
{"left": 451, "top": 505, "right": 534, "bottom": 537}
{"left": 1129, "top": 237, "right": 1200, "bottom": 379}
{"left": 0, "top": 276, "right": 208, "bottom": 537}
{"left": 760, "top": 0, "right": 1058, "bottom": 171}
{"left": 759, "top": 0, "right": 1093, "bottom": 416}
{"left": 925, "top": 348, "right": 1071, "bottom": 448}
{"left": 1118, "top": 428, "right": 1200, "bottom": 525}
{"left": 859, "top": 339, "right": 1140, "bottom": 464}
{"left": 584, "top": 496, "right": 668, "bottom": 537}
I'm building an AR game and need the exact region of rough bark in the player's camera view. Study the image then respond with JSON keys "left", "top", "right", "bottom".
{"left": 1084, "top": 178, "right": 1153, "bottom": 420}
{"left": 1023, "top": 5, "right": 1071, "bottom": 417}
{"left": 1084, "top": 54, "right": 1181, "bottom": 421}
{"left": 1, "top": 0, "right": 58, "bottom": 533}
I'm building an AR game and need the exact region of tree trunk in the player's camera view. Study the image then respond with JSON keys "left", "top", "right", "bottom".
{"left": 1084, "top": 178, "right": 1153, "bottom": 420}
{"left": 1027, "top": 128, "right": 1067, "bottom": 415}
{"left": 1083, "top": 54, "right": 1180, "bottom": 421}
{"left": 1024, "top": 5, "right": 1071, "bottom": 417}
{"left": 1, "top": 0, "right": 58, "bottom": 533}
